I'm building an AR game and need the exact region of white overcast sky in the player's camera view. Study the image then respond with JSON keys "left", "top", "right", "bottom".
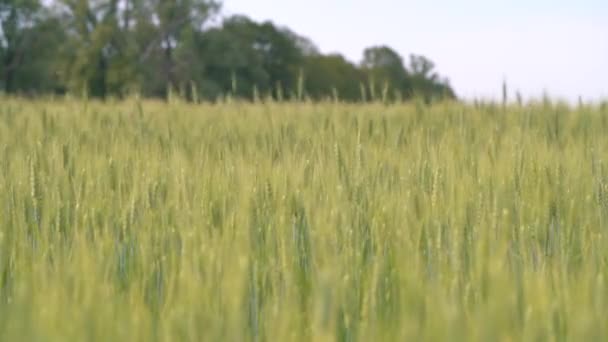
{"left": 223, "top": 0, "right": 608, "bottom": 102}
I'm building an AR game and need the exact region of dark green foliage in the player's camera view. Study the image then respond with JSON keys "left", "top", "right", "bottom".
{"left": 302, "top": 54, "right": 365, "bottom": 101}
{"left": 197, "top": 15, "right": 305, "bottom": 100}
{"left": 1, "top": 1, "right": 456, "bottom": 101}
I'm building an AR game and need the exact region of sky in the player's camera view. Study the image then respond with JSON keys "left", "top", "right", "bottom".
{"left": 223, "top": 0, "right": 608, "bottom": 102}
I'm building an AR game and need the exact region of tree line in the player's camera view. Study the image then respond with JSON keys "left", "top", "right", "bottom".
{"left": 0, "top": 0, "right": 456, "bottom": 102}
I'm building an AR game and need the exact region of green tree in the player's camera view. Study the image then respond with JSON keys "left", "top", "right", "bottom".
{"left": 361, "top": 45, "right": 411, "bottom": 99}
{"left": 302, "top": 54, "right": 364, "bottom": 101}
{"left": 0, "top": 0, "right": 63, "bottom": 93}
{"left": 197, "top": 15, "right": 305, "bottom": 100}
{"left": 1, "top": 0, "right": 37, "bottom": 92}
{"left": 361, "top": 46, "right": 456, "bottom": 102}
{"left": 196, "top": 17, "right": 268, "bottom": 99}
{"left": 407, "top": 54, "right": 455, "bottom": 101}
{"left": 54, "top": 0, "right": 219, "bottom": 98}
{"left": 56, "top": 0, "right": 140, "bottom": 97}
{"left": 0, "top": 1, "right": 457, "bottom": 102}
{"left": 136, "top": 0, "right": 220, "bottom": 97}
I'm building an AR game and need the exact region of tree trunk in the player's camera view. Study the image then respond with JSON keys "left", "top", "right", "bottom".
{"left": 3, "top": 51, "right": 16, "bottom": 93}
{"left": 164, "top": 36, "right": 175, "bottom": 97}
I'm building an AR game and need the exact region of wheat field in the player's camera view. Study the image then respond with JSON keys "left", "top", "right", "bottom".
{"left": 1, "top": 97, "right": 607, "bottom": 341}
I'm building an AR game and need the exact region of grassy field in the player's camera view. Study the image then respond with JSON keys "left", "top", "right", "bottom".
{"left": 1, "top": 97, "right": 608, "bottom": 341}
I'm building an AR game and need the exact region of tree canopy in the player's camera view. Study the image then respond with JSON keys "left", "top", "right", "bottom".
{"left": 0, "top": 0, "right": 456, "bottom": 101}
